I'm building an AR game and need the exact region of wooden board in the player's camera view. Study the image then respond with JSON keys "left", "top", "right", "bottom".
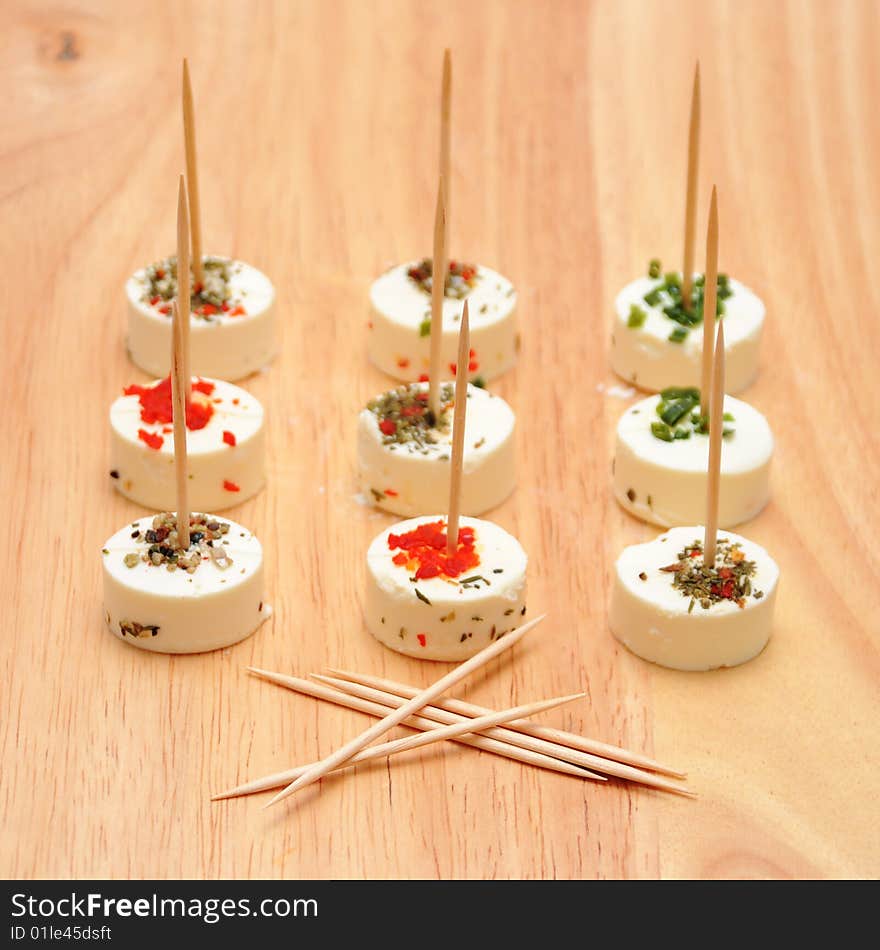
{"left": 1, "top": 0, "right": 878, "bottom": 880}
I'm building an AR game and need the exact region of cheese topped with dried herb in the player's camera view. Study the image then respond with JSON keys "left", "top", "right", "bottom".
{"left": 358, "top": 381, "right": 516, "bottom": 517}
{"left": 609, "top": 525, "right": 778, "bottom": 671}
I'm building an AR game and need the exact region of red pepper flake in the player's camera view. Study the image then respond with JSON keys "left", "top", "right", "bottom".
{"left": 417, "top": 634, "right": 427, "bottom": 647}
{"left": 397, "top": 357, "right": 410, "bottom": 369}
{"left": 232, "top": 397, "right": 240, "bottom": 405}
{"left": 163, "top": 426, "right": 172, "bottom": 434}
{"left": 384, "top": 488, "right": 398, "bottom": 497}
{"left": 223, "top": 480, "right": 240, "bottom": 492}
{"left": 449, "top": 362, "right": 457, "bottom": 375}
{"left": 201, "top": 303, "right": 219, "bottom": 316}
{"left": 123, "top": 376, "right": 215, "bottom": 430}
{"left": 368, "top": 320, "right": 373, "bottom": 329}
{"left": 158, "top": 304, "right": 171, "bottom": 315}
{"left": 387, "top": 519, "right": 479, "bottom": 580}
{"left": 155, "top": 269, "right": 165, "bottom": 280}
{"left": 379, "top": 419, "right": 397, "bottom": 436}
{"left": 418, "top": 373, "right": 429, "bottom": 382}
{"left": 229, "top": 305, "right": 246, "bottom": 316}
{"left": 223, "top": 430, "right": 237, "bottom": 447}
{"left": 468, "top": 360, "right": 479, "bottom": 372}
{"left": 401, "top": 405, "right": 424, "bottom": 417}
{"left": 221, "top": 302, "right": 230, "bottom": 312}
{"left": 138, "top": 429, "right": 163, "bottom": 450}
{"left": 149, "top": 295, "right": 161, "bottom": 306}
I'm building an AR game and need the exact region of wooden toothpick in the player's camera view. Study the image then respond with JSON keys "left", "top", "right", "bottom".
{"left": 682, "top": 63, "right": 701, "bottom": 312}
{"left": 265, "top": 613, "right": 546, "bottom": 807}
{"left": 439, "top": 49, "right": 451, "bottom": 233}
{"left": 323, "top": 667, "right": 686, "bottom": 778}
{"left": 701, "top": 185, "right": 719, "bottom": 419}
{"left": 171, "top": 301, "right": 190, "bottom": 551}
{"left": 446, "top": 300, "right": 469, "bottom": 554}
{"left": 428, "top": 175, "right": 448, "bottom": 418}
{"left": 214, "top": 691, "right": 588, "bottom": 800}
{"left": 703, "top": 319, "right": 725, "bottom": 568}
{"left": 176, "top": 174, "right": 192, "bottom": 399}
{"left": 182, "top": 59, "right": 203, "bottom": 288}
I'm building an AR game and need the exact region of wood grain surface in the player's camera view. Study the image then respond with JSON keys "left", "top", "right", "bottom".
{"left": 2, "top": 0, "right": 878, "bottom": 880}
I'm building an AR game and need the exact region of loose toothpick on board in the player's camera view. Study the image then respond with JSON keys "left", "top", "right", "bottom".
{"left": 703, "top": 319, "right": 725, "bottom": 568}
{"left": 701, "top": 186, "right": 719, "bottom": 419}
{"left": 428, "top": 175, "right": 448, "bottom": 418}
{"left": 323, "top": 667, "right": 687, "bottom": 780}
{"left": 214, "top": 690, "right": 588, "bottom": 801}
{"left": 176, "top": 175, "right": 192, "bottom": 398}
{"left": 446, "top": 300, "right": 470, "bottom": 554}
{"left": 182, "top": 59, "right": 203, "bottom": 288}
{"left": 439, "top": 49, "right": 451, "bottom": 232}
{"left": 265, "top": 614, "right": 546, "bottom": 807}
{"left": 170, "top": 301, "right": 190, "bottom": 551}
{"left": 681, "top": 63, "right": 701, "bottom": 312}
{"left": 314, "top": 675, "right": 693, "bottom": 797}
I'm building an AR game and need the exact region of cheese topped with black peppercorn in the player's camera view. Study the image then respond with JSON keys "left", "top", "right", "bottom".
{"left": 358, "top": 381, "right": 515, "bottom": 517}
{"left": 364, "top": 515, "right": 528, "bottom": 661}
{"left": 611, "top": 261, "right": 764, "bottom": 393}
{"left": 609, "top": 525, "right": 778, "bottom": 671}
{"left": 102, "top": 512, "right": 269, "bottom": 654}
{"left": 126, "top": 254, "right": 277, "bottom": 380}
{"left": 368, "top": 260, "right": 518, "bottom": 383}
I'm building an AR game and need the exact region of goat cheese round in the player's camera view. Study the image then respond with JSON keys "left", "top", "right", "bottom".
{"left": 614, "top": 391, "right": 773, "bottom": 528}
{"left": 126, "top": 255, "right": 277, "bottom": 381}
{"left": 368, "top": 260, "right": 518, "bottom": 383}
{"left": 358, "top": 381, "right": 515, "bottom": 517}
{"left": 365, "top": 515, "right": 528, "bottom": 662}
{"left": 110, "top": 376, "right": 265, "bottom": 511}
{"left": 611, "top": 274, "right": 764, "bottom": 393}
{"left": 102, "top": 513, "right": 269, "bottom": 654}
{"left": 609, "top": 526, "right": 778, "bottom": 671}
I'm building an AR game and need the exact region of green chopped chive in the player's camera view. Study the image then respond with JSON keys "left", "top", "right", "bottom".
{"left": 414, "top": 588, "right": 431, "bottom": 605}
{"left": 673, "top": 427, "right": 691, "bottom": 439}
{"left": 471, "top": 376, "right": 486, "bottom": 389}
{"left": 660, "top": 386, "right": 700, "bottom": 401}
{"left": 668, "top": 327, "right": 688, "bottom": 343}
{"left": 643, "top": 287, "right": 662, "bottom": 307}
{"left": 648, "top": 258, "right": 662, "bottom": 278}
{"left": 627, "top": 304, "right": 647, "bottom": 328}
{"left": 651, "top": 421, "right": 674, "bottom": 442}
{"left": 418, "top": 316, "right": 431, "bottom": 337}
{"left": 722, "top": 412, "right": 735, "bottom": 422}
{"left": 722, "top": 427, "right": 735, "bottom": 439}
{"left": 660, "top": 395, "right": 697, "bottom": 425}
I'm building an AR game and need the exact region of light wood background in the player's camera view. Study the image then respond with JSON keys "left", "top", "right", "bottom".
{"left": 2, "top": 0, "right": 878, "bottom": 880}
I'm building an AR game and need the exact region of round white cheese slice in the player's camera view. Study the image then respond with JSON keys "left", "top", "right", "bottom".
{"left": 611, "top": 275, "right": 764, "bottom": 393}
{"left": 365, "top": 515, "right": 528, "bottom": 662}
{"left": 609, "top": 525, "right": 779, "bottom": 671}
{"left": 358, "top": 382, "right": 515, "bottom": 517}
{"left": 102, "top": 514, "right": 269, "bottom": 654}
{"left": 126, "top": 255, "right": 277, "bottom": 381}
{"left": 368, "top": 261, "right": 518, "bottom": 383}
{"left": 614, "top": 393, "right": 773, "bottom": 528}
{"left": 110, "top": 377, "right": 265, "bottom": 511}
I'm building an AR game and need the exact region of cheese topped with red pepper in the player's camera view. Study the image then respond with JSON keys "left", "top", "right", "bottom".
{"left": 109, "top": 376, "right": 265, "bottom": 511}
{"left": 364, "top": 515, "right": 528, "bottom": 662}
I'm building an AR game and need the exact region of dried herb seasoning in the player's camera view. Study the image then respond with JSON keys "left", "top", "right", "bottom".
{"left": 142, "top": 256, "right": 245, "bottom": 321}
{"left": 367, "top": 383, "right": 454, "bottom": 449}
{"left": 407, "top": 258, "right": 480, "bottom": 299}
{"left": 660, "top": 538, "right": 762, "bottom": 609}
